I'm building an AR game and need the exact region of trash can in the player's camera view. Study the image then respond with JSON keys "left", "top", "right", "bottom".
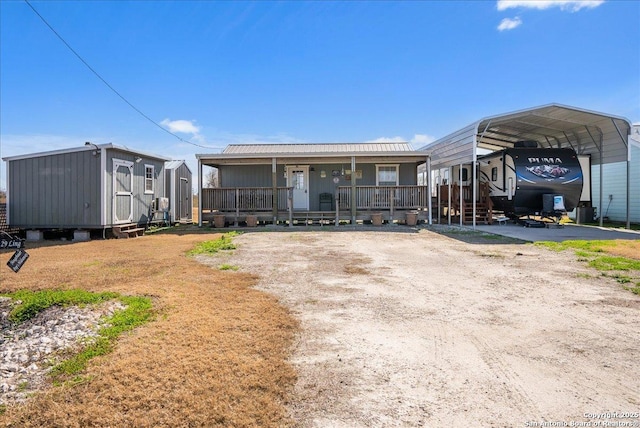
{"left": 576, "top": 206, "right": 595, "bottom": 224}
{"left": 319, "top": 193, "right": 333, "bottom": 211}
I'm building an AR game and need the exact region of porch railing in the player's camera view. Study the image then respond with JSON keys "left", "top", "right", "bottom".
{"left": 338, "top": 185, "right": 428, "bottom": 210}
{"left": 202, "top": 185, "right": 428, "bottom": 213}
{"left": 201, "top": 187, "right": 292, "bottom": 212}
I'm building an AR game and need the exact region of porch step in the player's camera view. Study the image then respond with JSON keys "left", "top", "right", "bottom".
{"left": 112, "top": 223, "right": 145, "bottom": 239}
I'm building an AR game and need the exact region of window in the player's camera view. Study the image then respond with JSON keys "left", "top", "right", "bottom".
{"left": 376, "top": 164, "right": 399, "bottom": 186}
{"left": 145, "top": 165, "right": 155, "bottom": 194}
{"left": 460, "top": 168, "right": 468, "bottom": 182}
{"left": 491, "top": 167, "right": 498, "bottom": 182}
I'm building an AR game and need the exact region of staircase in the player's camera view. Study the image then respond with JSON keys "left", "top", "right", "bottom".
{"left": 446, "top": 183, "right": 494, "bottom": 225}
{"left": 112, "top": 223, "right": 145, "bottom": 238}
{"left": 461, "top": 201, "right": 493, "bottom": 225}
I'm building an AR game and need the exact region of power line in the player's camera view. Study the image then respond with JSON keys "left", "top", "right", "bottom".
{"left": 23, "top": 0, "right": 217, "bottom": 150}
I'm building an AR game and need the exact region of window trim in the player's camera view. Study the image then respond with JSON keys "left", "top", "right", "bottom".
{"left": 144, "top": 164, "right": 155, "bottom": 194}
{"left": 375, "top": 164, "right": 399, "bottom": 186}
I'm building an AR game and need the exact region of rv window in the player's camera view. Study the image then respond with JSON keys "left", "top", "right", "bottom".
{"left": 491, "top": 167, "right": 498, "bottom": 181}
{"left": 461, "top": 168, "right": 468, "bottom": 182}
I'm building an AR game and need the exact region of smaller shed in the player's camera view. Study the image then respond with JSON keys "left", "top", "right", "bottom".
{"left": 165, "top": 160, "right": 193, "bottom": 224}
{"left": 3, "top": 143, "right": 170, "bottom": 237}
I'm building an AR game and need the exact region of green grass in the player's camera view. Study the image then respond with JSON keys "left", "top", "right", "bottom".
{"left": 1, "top": 289, "right": 119, "bottom": 324}
{"left": 50, "top": 294, "right": 153, "bottom": 380}
{"left": 0, "top": 289, "right": 154, "bottom": 381}
{"left": 536, "top": 240, "right": 640, "bottom": 293}
{"left": 218, "top": 264, "right": 239, "bottom": 271}
{"left": 188, "top": 232, "right": 240, "bottom": 256}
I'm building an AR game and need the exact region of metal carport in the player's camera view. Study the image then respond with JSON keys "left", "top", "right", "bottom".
{"left": 418, "top": 103, "right": 633, "bottom": 228}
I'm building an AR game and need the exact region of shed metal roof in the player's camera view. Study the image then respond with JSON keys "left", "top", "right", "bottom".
{"left": 2, "top": 143, "right": 171, "bottom": 162}
{"left": 165, "top": 160, "right": 192, "bottom": 173}
{"left": 419, "top": 103, "right": 631, "bottom": 168}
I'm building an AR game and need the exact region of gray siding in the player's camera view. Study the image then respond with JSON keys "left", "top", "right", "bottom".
{"left": 219, "top": 165, "right": 272, "bottom": 187}
{"left": 590, "top": 143, "right": 640, "bottom": 223}
{"left": 105, "top": 149, "right": 166, "bottom": 226}
{"left": 166, "top": 161, "right": 193, "bottom": 222}
{"left": 7, "top": 151, "right": 101, "bottom": 228}
{"left": 219, "top": 162, "right": 419, "bottom": 211}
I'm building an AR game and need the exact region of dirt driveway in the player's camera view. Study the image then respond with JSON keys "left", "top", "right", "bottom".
{"left": 217, "top": 228, "right": 640, "bottom": 427}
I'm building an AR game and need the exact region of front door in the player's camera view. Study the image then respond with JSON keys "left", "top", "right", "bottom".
{"left": 288, "top": 166, "right": 309, "bottom": 210}
{"left": 113, "top": 159, "right": 134, "bottom": 224}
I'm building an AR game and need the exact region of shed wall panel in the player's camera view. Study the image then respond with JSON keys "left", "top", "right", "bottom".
{"left": 105, "top": 149, "right": 166, "bottom": 226}
{"left": 7, "top": 151, "right": 102, "bottom": 228}
{"left": 590, "top": 146, "right": 639, "bottom": 223}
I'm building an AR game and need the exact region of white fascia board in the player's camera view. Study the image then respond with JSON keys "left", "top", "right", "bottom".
{"left": 3, "top": 143, "right": 170, "bottom": 162}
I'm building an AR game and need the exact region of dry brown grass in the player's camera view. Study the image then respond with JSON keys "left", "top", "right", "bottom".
{"left": 599, "top": 239, "right": 640, "bottom": 260}
{"left": 0, "top": 229, "right": 297, "bottom": 427}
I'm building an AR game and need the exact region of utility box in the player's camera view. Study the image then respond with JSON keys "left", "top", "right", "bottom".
{"left": 319, "top": 193, "right": 333, "bottom": 211}
{"left": 576, "top": 206, "right": 595, "bottom": 224}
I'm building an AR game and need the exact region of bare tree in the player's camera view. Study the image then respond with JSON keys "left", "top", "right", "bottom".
{"left": 205, "top": 167, "right": 218, "bottom": 188}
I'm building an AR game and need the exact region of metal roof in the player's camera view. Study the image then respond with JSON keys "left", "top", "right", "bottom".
{"left": 222, "top": 142, "right": 414, "bottom": 154}
{"left": 420, "top": 103, "right": 631, "bottom": 168}
{"left": 165, "top": 160, "right": 192, "bottom": 173}
{"left": 197, "top": 142, "right": 428, "bottom": 165}
{"left": 2, "top": 143, "right": 171, "bottom": 162}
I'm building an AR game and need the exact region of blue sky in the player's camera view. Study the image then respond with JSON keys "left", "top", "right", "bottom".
{"left": 1, "top": 0, "right": 639, "bottom": 191}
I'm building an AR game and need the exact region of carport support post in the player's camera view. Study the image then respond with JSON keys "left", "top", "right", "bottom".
{"left": 351, "top": 156, "right": 357, "bottom": 224}
{"left": 611, "top": 118, "right": 631, "bottom": 229}
{"left": 272, "top": 157, "right": 278, "bottom": 224}
{"left": 448, "top": 166, "right": 452, "bottom": 225}
{"left": 459, "top": 163, "right": 463, "bottom": 227}
{"left": 198, "top": 159, "right": 203, "bottom": 227}
{"left": 427, "top": 156, "right": 432, "bottom": 225}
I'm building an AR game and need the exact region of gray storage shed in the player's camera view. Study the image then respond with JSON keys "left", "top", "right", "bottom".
{"left": 165, "top": 160, "right": 193, "bottom": 224}
{"left": 3, "top": 143, "right": 170, "bottom": 234}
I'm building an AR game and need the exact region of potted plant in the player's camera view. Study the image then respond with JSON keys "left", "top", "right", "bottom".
{"left": 405, "top": 211, "right": 418, "bottom": 226}
{"left": 213, "top": 213, "right": 225, "bottom": 228}
{"left": 245, "top": 214, "right": 258, "bottom": 227}
{"left": 371, "top": 212, "right": 383, "bottom": 226}
{"left": 245, "top": 190, "right": 258, "bottom": 227}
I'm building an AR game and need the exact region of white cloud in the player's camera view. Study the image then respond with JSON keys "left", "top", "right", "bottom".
{"left": 366, "top": 136, "right": 406, "bottom": 143}
{"left": 411, "top": 134, "right": 436, "bottom": 145}
{"left": 160, "top": 118, "right": 201, "bottom": 135}
{"left": 498, "top": 16, "right": 523, "bottom": 31}
{"left": 497, "top": 0, "right": 605, "bottom": 12}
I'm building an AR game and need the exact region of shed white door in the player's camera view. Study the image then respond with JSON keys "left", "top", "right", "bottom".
{"left": 288, "top": 166, "right": 309, "bottom": 210}
{"left": 113, "top": 159, "right": 134, "bottom": 224}
{"left": 179, "top": 177, "right": 190, "bottom": 220}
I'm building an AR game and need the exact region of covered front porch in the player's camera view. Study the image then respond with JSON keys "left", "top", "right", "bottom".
{"left": 196, "top": 143, "right": 433, "bottom": 227}
{"left": 200, "top": 185, "right": 430, "bottom": 226}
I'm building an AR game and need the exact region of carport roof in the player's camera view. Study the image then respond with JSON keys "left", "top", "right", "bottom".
{"left": 420, "top": 103, "right": 632, "bottom": 168}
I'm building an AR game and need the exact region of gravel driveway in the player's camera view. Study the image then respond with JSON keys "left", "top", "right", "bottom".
{"left": 223, "top": 228, "right": 640, "bottom": 427}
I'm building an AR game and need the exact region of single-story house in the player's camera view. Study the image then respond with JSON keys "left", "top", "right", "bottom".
{"left": 196, "top": 143, "right": 432, "bottom": 226}
{"left": 3, "top": 143, "right": 170, "bottom": 239}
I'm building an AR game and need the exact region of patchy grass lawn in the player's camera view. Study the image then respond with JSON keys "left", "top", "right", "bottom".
{"left": 536, "top": 239, "right": 640, "bottom": 295}
{"left": 0, "top": 228, "right": 297, "bottom": 427}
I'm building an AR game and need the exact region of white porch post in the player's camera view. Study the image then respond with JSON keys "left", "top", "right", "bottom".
{"left": 351, "top": 156, "right": 357, "bottom": 224}
{"left": 427, "top": 156, "right": 432, "bottom": 225}
{"left": 272, "top": 157, "right": 278, "bottom": 224}
{"left": 459, "top": 163, "right": 463, "bottom": 227}
{"left": 198, "top": 159, "right": 203, "bottom": 227}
